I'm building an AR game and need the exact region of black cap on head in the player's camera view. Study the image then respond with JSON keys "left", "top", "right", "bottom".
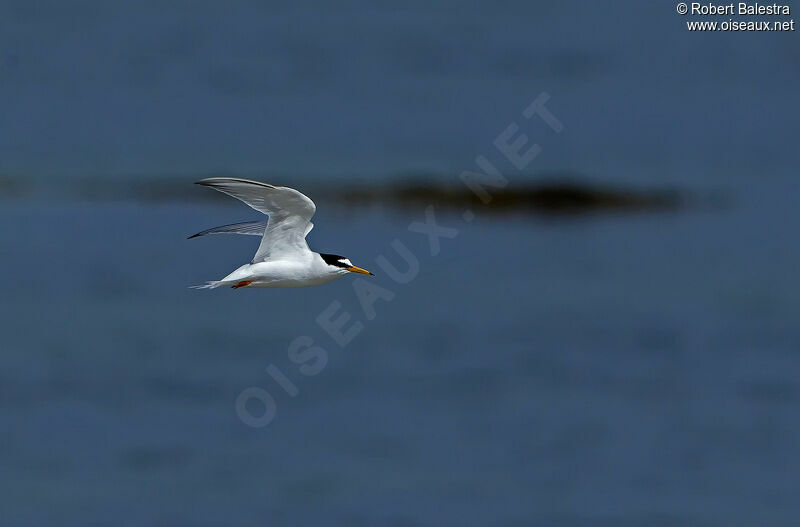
{"left": 320, "top": 253, "right": 351, "bottom": 269}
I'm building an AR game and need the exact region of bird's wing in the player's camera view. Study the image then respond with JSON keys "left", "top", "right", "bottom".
{"left": 188, "top": 220, "right": 267, "bottom": 239}
{"left": 195, "top": 178, "right": 316, "bottom": 262}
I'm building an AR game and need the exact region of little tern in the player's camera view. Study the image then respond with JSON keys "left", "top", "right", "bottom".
{"left": 190, "top": 178, "right": 373, "bottom": 289}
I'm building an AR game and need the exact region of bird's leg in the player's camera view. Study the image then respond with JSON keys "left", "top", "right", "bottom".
{"left": 232, "top": 281, "right": 253, "bottom": 289}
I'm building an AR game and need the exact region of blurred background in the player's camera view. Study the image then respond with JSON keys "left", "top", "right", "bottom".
{"left": 1, "top": 1, "right": 799, "bottom": 525}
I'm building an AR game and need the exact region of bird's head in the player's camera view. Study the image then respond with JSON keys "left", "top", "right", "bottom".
{"left": 319, "top": 253, "right": 374, "bottom": 276}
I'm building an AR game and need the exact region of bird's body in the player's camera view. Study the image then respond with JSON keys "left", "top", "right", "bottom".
{"left": 212, "top": 257, "right": 346, "bottom": 289}
{"left": 190, "top": 178, "right": 372, "bottom": 289}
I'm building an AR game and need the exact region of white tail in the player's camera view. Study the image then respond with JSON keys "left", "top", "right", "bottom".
{"left": 190, "top": 281, "right": 226, "bottom": 289}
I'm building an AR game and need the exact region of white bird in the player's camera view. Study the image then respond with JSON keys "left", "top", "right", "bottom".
{"left": 190, "top": 178, "right": 373, "bottom": 289}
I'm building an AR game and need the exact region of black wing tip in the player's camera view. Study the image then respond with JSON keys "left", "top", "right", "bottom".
{"left": 193, "top": 177, "right": 276, "bottom": 188}
{"left": 187, "top": 233, "right": 200, "bottom": 239}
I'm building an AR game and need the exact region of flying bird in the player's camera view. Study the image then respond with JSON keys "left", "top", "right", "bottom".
{"left": 190, "top": 178, "right": 373, "bottom": 289}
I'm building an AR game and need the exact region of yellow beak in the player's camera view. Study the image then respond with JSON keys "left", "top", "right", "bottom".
{"left": 347, "top": 266, "right": 374, "bottom": 276}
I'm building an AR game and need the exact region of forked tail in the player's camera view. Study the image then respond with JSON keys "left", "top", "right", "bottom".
{"left": 190, "top": 280, "right": 226, "bottom": 289}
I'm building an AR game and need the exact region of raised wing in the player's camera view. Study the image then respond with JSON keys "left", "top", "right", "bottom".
{"left": 195, "top": 178, "right": 316, "bottom": 262}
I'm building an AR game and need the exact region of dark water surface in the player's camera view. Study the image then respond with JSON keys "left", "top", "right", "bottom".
{"left": 1, "top": 1, "right": 798, "bottom": 184}
{"left": 1, "top": 186, "right": 798, "bottom": 525}
{"left": 2, "top": 0, "right": 799, "bottom": 524}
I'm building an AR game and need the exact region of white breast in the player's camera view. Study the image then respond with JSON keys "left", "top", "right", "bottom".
{"left": 221, "top": 256, "right": 345, "bottom": 288}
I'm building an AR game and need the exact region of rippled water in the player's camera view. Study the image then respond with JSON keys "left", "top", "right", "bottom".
{"left": 1, "top": 185, "right": 798, "bottom": 524}
{"left": 1, "top": 1, "right": 798, "bottom": 186}
{"left": 2, "top": 0, "right": 799, "bottom": 524}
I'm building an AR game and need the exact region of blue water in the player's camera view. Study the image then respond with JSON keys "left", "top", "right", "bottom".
{"left": 1, "top": 1, "right": 798, "bottom": 185}
{"left": 1, "top": 184, "right": 799, "bottom": 524}
{"left": 2, "top": 0, "right": 800, "bottom": 524}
